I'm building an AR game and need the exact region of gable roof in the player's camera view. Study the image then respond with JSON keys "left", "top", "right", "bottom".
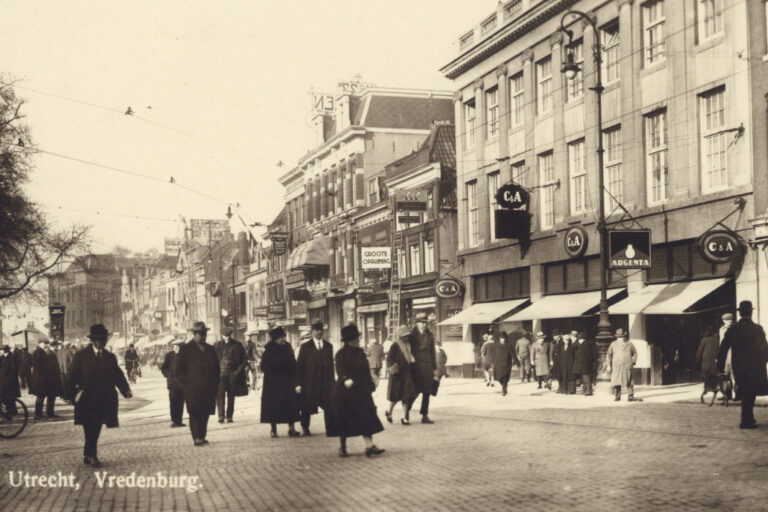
{"left": 361, "top": 95, "right": 454, "bottom": 129}
{"left": 384, "top": 123, "right": 456, "bottom": 181}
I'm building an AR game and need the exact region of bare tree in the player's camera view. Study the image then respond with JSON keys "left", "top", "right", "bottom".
{"left": 0, "top": 78, "right": 90, "bottom": 304}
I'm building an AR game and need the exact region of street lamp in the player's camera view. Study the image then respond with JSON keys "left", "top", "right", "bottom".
{"left": 558, "top": 10, "right": 613, "bottom": 346}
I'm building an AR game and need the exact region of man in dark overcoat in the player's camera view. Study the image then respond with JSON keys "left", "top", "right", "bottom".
{"left": 0, "top": 346, "right": 21, "bottom": 414}
{"left": 492, "top": 333, "right": 513, "bottom": 396}
{"left": 408, "top": 312, "right": 437, "bottom": 424}
{"left": 696, "top": 325, "right": 720, "bottom": 398}
{"left": 564, "top": 331, "right": 578, "bottom": 394}
{"left": 160, "top": 340, "right": 185, "bottom": 427}
{"left": 31, "top": 340, "right": 62, "bottom": 419}
{"left": 63, "top": 324, "right": 132, "bottom": 467}
{"left": 572, "top": 332, "right": 596, "bottom": 396}
{"left": 550, "top": 332, "right": 565, "bottom": 393}
{"left": 14, "top": 346, "right": 31, "bottom": 390}
{"left": 214, "top": 327, "right": 248, "bottom": 423}
{"left": 717, "top": 301, "right": 768, "bottom": 429}
{"left": 176, "top": 321, "right": 220, "bottom": 445}
{"left": 294, "top": 320, "right": 334, "bottom": 436}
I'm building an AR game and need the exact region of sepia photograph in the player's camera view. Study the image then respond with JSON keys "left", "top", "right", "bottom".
{"left": 1, "top": 0, "right": 768, "bottom": 510}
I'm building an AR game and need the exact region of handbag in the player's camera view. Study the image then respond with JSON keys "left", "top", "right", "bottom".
{"left": 430, "top": 378, "right": 440, "bottom": 397}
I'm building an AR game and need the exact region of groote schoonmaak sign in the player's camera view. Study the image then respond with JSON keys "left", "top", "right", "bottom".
{"left": 361, "top": 247, "right": 391, "bottom": 269}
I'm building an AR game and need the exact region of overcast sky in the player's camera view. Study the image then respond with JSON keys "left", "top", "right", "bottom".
{"left": 1, "top": 0, "right": 490, "bottom": 258}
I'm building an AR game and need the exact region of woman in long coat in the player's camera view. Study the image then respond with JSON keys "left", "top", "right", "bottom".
{"left": 326, "top": 324, "right": 384, "bottom": 457}
{"left": 260, "top": 326, "right": 300, "bottom": 437}
{"left": 493, "top": 333, "right": 513, "bottom": 396}
{"left": 532, "top": 333, "right": 551, "bottom": 389}
{"left": 384, "top": 326, "right": 417, "bottom": 424}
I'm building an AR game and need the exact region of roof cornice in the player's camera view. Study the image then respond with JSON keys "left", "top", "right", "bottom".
{"left": 440, "top": 0, "right": 577, "bottom": 81}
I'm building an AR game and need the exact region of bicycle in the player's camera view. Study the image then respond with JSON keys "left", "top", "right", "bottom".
{"left": 127, "top": 365, "right": 140, "bottom": 384}
{"left": 0, "top": 398, "right": 29, "bottom": 439}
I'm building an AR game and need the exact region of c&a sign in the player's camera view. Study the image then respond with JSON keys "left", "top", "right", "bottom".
{"left": 495, "top": 183, "right": 529, "bottom": 210}
{"left": 697, "top": 230, "right": 743, "bottom": 264}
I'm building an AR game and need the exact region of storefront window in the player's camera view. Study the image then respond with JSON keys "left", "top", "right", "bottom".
{"left": 545, "top": 264, "right": 564, "bottom": 294}
{"left": 565, "top": 261, "right": 585, "bottom": 290}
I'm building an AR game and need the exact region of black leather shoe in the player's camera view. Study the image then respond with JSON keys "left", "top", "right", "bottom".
{"left": 365, "top": 446, "right": 385, "bottom": 457}
{"left": 740, "top": 423, "right": 758, "bottom": 429}
{"left": 302, "top": 429, "right": 311, "bottom": 437}
{"left": 226, "top": 417, "right": 233, "bottom": 423}
{"left": 338, "top": 446, "right": 348, "bottom": 457}
{"left": 421, "top": 416, "right": 434, "bottom": 424}
{"left": 288, "top": 429, "right": 300, "bottom": 438}
{"left": 194, "top": 439, "right": 204, "bottom": 446}
{"left": 384, "top": 411, "right": 392, "bottom": 423}
{"left": 177, "top": 423, "right": 186, "bottom": 427}
{"left": 170, "top": 422, "right": 178, "bottom": 428}
{"left": 200, "top": 439, "right": 209, "bottom": 444}
{"left": 270, "top": 431, "right": 278, "bottom": 438}
{"left": 401, "top": 418, "right": 410, "bottom": 426}
{"left": 218, "top": 417, "right": 225, "bottom": 424}
{"left": 83, "top": 456, "right": 92, "bottom": 466}
{"left": 90, "top": 457, "right": 102, "bottom": 468}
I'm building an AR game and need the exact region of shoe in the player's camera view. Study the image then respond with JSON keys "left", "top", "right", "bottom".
{"left": 226, "top": 418, "right": 233, "bottom": 423}
{"left": 170, "top": 422, "right": 178, "bottom": 428}
{"left": 628, "top": 397, "right": 643, "bottom": 402}
{"left": 338, "top": 446, "right": 348, "bottom": 457}
{"left": 302, "top": 429, "right": 312, "bottom": 437}
{"left": 401, "top": 418, "right": 410, "bottom": 425}
{"left": 47, "top": 414, "right": 59, "bottom": 419}
{"left": 83, "top": 456, "right": 92, "bottom": 466}
{"left": 739, "top": 423, "right": 758, "bottom": 429}
{"left": 491, "top": 383, "right": 495, "bottom": 387}
{"left": 614, "top": 396, "right": 621, "bottom": 401}
{"left": 270, "top": 431, "right": 278, "bottom": 438}
{"left": 194, "top": 439, "right": 205, "bottom": 446}
{"left": 201, "top": 439, "right": 209, "bottom": 445}
{"left": 538, "top": 384, "right": 542, "bottom": 389}
{"left": 385, "top": 411, "right": 393, "bottom": 423}
{"left": 90, "top": 457, "right": 102, "bottom": 468}
{"left": 34, "top": 415, "right": 43, "bottom": 420}
{"left": 421, "top": 416, "right": 434, "bottom": 424}
{"left": 501, "top": 391, "right": 507, "bottom": 396}
{"left": 486, "top": 382, "right": 490, "bottom": 387}
{"left": 365, "top": 446, "right": 385, "bottom": 457}
{"left": 288, "top": 429, "right": 300, "bottom": 437}
{"left": 218, "top": 417, "right": 224, "bottom": 424}
{"left": 177, "top": 422, "right": 186, "bottom": 427}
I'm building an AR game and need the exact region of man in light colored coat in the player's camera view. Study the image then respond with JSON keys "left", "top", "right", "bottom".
{"left": 606, "top": 328, "right": 639, "bottom": 402}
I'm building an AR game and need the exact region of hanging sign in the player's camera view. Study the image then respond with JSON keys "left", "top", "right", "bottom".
{"left": 564, "top": 226, "right": 589, "bottom": 258}
{"left": 269, "top": 232, "right": 289, "bottom": 256}
{"left": 395, "top": 189, "right": 427, "bottom": 211}
{"left": 495, "top": 210, "right": 531, "bottom": 240}
{"left": 609, "top": 229, "right": 652, "bottom": 269}
{"left": 697, "top": 230, "right": 742, "bottom": 264}
{"left": 434, "top": 277, "right": 463, "bottom": 299}
{"left": 361, "top": 247, "right": 391, "bottom": 269}
{"left": 495, "top": 183, "right": 529, "bottom": 210}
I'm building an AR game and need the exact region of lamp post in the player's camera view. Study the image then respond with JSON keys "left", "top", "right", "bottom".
{"left": 558, "top": 10, "right": 613, "bottom": 346}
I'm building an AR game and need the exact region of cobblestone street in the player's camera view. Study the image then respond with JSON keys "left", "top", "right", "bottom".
{"left": 1, "top": 370, "right": 767, "bottom": 511}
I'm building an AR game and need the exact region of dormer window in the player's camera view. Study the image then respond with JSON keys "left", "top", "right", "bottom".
{"left": 460, "top": 31, "right": 474, "bottom": 50}
{"left": 504, "top": 0, "right": 522, "bottom": 19}
{"left": 481, "top": 15, "right": 497, "bottom": 34}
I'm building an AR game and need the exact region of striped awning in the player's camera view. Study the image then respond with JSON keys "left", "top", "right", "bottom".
{"left": 287, "top": 236, "right": 330, "bottom": 270}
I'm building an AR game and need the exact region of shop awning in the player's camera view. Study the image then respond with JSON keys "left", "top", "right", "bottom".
{"left": 286, "top": 236, "right": 330, "bottom": 270}
{"left": 504, "top": 288, "right": 625, "bottom": 322}
{"left": 437, "top": 298, "right": 529, "bottom": 326}
{"left": 610, "top": 278, "right": 729, "bottom": 315}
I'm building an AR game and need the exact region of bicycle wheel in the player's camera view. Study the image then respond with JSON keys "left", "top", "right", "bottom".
{"left": 0, "top": 399, "right": 29, "bottom": 439}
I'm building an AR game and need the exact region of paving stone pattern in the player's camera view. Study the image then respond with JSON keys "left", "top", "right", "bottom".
{"left": 1, "top": 371, "right": 767, "bottom": 511}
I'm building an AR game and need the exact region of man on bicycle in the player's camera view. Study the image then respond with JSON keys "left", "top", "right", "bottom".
{"left": 124, "top": 344, "right": 140, "bottom": 382}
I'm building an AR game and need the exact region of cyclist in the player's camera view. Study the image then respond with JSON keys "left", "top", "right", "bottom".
{"left": 124, "top": 344, "right": 140, "bottom": 383}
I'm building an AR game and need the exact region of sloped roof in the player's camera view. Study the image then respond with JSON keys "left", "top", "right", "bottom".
{"left": 384, "top": 123, "right": 456, "bottom": 181}
{"left": 362, "top": 96, "right": 454, "bottom": 129}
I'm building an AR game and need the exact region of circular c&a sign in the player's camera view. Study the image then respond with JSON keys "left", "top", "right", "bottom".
{"left": 564, "top": 226, "right": 589, "bottom": 258}
{"left": 434, "top": 277, "right": 463, "bottom": 299}
{"left": 698, "top": 230, "right": 742, "bottom": 264}
{"left": 495, "top": 183, "right": 529, "bottom": 210}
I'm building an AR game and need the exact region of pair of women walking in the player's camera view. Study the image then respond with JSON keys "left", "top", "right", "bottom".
{"left": 259, "top": 323, "right": 384, "bottom": 457}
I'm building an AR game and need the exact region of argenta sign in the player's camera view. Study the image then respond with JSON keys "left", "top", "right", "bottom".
{"left": 697, "top": 230, "right": 742, "bottom": 264}
{"left": 361, "top": 247, "right": 391, "bottom": 269}
{"left": 609, "top": 229, "right": 652, "bottom": 270}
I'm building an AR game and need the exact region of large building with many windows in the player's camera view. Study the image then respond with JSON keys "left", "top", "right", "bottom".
{"left": 440, "top": 0, "right": 768, "bottom": 383}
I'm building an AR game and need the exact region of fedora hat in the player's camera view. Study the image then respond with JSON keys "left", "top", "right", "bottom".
{"left": 310, "top": 320, "right": 324, "bottom": 331}
{"left": 190, "top": 321, "right": 210, "bottom": 333}
{"left": 614, "top": 328, "right": 627, "bottom": 338}
{"left": 414, "top": 312, "right": 428, "bottom": 323}
{"left": 87, "top": 324, "right": 109, "bottom": 340}
{"left": 341, "top": 323, "right": 360, "bottom": 343}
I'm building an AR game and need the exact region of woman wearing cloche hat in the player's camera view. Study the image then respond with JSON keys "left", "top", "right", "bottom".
{"left": 384, "top": 325, "right": 417, "bottom": 425}
{"left": 260, "top": 326, "right": 300, "bottom": 438}
{"left": 326, "top": 323, "right": 385, "bottom": 457}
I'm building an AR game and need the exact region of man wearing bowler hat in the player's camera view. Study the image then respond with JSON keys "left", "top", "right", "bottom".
{"left": 294, "top": 320, "right": 334, "bottom": 436}
{"left": 64, "top": 324, "right": 132, "bottom": 467}
{"left": 717, "top": 301, "right": 768, "bottom": 429}
{"left": 408, "top": 312, "right": 437, "bottom": 424}
{"left": 161, "top": 339, "right": 186, "bottom": 428}
{"left": 176, "top": 321, "right": 220, "bottom": 445}
{"left": 214, "top": 326, "right": 248, "bottom": 423}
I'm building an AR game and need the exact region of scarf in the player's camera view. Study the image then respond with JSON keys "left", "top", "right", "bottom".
{"left": 396, "top": 338, "right": 415, "bottom": 364}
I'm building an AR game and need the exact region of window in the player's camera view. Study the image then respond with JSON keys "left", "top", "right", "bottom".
{"left": 645, "top": 110, "right": 668, "bottom": 204}
{"left": 509, "top": 73, "right": 524, "bottom": 127}
{"left": 409, "top": 244, "right": 421, "bottom": 276}
{"left": 566, "top": 42, "right": 583, "bottom": 101}
{"left": 512, "top": 161, "right": 525, "bottom": 184}
{"left": 504, "top": 0, "right": 522, "bottom": 19}
{"left": 699, "top": 0, "right": 723, "bottom": 41}
{"left": 604, "top": 126, "right": 623, "bottom": 211}
{"left": 643, "top": 1, "right": 666, "bottom": 65}
{"left": 423, "top": 240, "right": 434, "bottom": 273}
{"left": 488, "top": 171, "right": 500, "bottom": 241}
{"left": 467, "top": 180, "right": 479, "bottom": 247}
{"left": 601, "top": 22, "right": 620, "bottom": 84}
{"left": 537, "top": 58, "right": 552, "bottom": 115}
{"left": 486, "top": 87, "right": 499, "bottom": 137}
{"left": 568, "top": 140, "right": 586, "bottom": 214}
{"left": 700, "top": 87, "right": 727, "bottom": 192}
{"left": 460, "top": 31, "right": 474, "bottom": 50}
{"left": 538, "top": 152, "right": 555, "bottom": 229}
{"left": 368, "top": 178, "right": 378, "bottom": 205}
{"left": 464, "top": 99, "right": 476, "bottom": 147}
{"left": 481, "top": 15, "right": 497, "bottom": 34}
